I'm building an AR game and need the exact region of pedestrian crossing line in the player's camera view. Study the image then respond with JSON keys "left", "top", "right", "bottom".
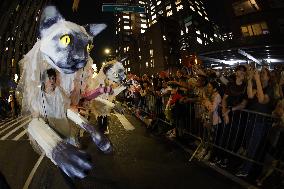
{"left": 0, "top": 117, "right": 13, "bottom": 125}
{"left": 0, "top": 116, "right": 30, "bottom": 135}
{"left": 113, "top": 112, "right": 135, "bottom": 131}
{"left": 13, "top": 129, "right": 28, "bottom": 141}
{"left": 0, "top": 115, "right": 24, "bottom": 129}
{"left": 1, "top": 118, "right": 31, "bottom": 140}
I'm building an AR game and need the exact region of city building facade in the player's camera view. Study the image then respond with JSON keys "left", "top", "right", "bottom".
{"left": 114, "top": 0, "right": 222, "bottom": 75}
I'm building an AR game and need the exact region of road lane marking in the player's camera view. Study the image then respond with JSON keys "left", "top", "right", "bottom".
{"left": 23, "top": 154, "right": 45, "bottom": 189}
{"left": 0, "top": 116, "right": 24, "bottom": 129}
{"left": 113, "top": 112, "right": 135, "bottom": 131}
{"left": 0, "top": 116, "right": 29, "bottom": 135}
{"left": 13, "top": 129, "right": 28, "bottom": 140}
{"left": 1, "top": 118, "right": 31, "bottom": 140}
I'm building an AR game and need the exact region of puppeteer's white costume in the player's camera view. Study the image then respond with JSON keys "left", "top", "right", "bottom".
{"left": 17, "top": 6, "right": 126, "bottom": 179}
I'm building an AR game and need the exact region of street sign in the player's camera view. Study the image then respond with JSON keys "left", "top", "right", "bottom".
{"left": 102, "top": 4, "right": 146, "bottom": 13}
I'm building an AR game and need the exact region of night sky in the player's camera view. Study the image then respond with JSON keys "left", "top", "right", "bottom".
{"left": 202, "top": 0, "right": 231, "bottom": 32}
{"left": 52, "top": 0, "right": 116, "bottom": 64}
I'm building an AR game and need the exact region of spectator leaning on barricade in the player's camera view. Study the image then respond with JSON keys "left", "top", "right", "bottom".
{"left": 236, "top": 66, "right": 280, "bottom": 178}
{"left": 254, "top": 97, "right": 284, "bottom": 186}
{"left": 197, "top": 79, "right": 222, "bottom": 161}
{"left": 219, "top": 65, "right": 248, "bottom": 168}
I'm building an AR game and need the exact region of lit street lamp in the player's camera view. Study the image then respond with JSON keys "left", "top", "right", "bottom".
{"left": 104, "top": 48, "right": 111, "bottom": 55}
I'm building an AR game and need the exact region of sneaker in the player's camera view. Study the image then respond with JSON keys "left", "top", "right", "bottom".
{"left": 209, "top": 157, "right": 221, "bottom": 166}
{"left": 168, "top": 131, "right": 176, "bottom": 138}
{"left": 235, "top": 171, "right": 248, "bottom": 177}
{"left": 204, "top": 151, "right": 211, "bottom": 161}
{"left": 219, "top": 158, "right": 228, "bottom": 168}
{"left": 197, "top": 148, "right": 207, "bottom": 159}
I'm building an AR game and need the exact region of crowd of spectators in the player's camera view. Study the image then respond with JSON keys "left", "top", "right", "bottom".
{"left": 0, "top": 94, "right": 20, "bottom": 119}
{"left": 122, "top": 63, "right": 284, "bottom": 187}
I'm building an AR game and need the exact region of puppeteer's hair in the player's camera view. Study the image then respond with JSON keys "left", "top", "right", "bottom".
{"left": 46, "top": 68, "right": 56, "bottom": 78}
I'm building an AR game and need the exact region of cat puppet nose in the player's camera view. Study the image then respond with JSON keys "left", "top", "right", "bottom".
{"left": 75, "top": 61, "right": 87, "bottom": 69}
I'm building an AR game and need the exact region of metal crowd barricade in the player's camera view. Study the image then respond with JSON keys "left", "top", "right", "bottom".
{"left": 173, "top": 101, "right": 284, "bottom": 174}
{"left": 126, "top": 93, "right": 284, "bottom": 175}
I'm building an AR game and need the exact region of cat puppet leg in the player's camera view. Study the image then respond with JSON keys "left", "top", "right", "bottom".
{"left": 67, "top": 109, "right": 112, "bottom": 153}
{"left": 27, "top": 118, "right": 92, "bottom": 178}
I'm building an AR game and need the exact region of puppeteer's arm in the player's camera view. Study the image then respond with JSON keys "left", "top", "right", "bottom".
{"left": 67, "top": 109, "right": 112, "bottom": 153}
{"left": 27, "top": 118, "right": 92, "bottom": 178}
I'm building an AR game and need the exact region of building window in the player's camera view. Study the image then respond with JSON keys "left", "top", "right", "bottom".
{"left": 177, "top": 4, "right": 183, "bottom": 11}
{"left": 141, "top": 23, "right": 147, "bottom": 28}
{"left": 196, "top": 30, "right": 201, "bottom": 35}
{"left": 163, "top": 35, "right": 167, "bottom": 40}
{"left": 190, "top": 6, "right": 195, "bottom": 12}
{"left": 175, "top": 0, "right": 181, "bottom": 5}
{"left": 167, "top": 10, "right": 173, "bottom": 17}
{"left": 151, "top": 59, "right": 155, "bottom": 67}
{"left": 150, "top": 49, "right": 154, "bottom": 57}
{"left": 123, "top": 15, "right": 130, "bottom": 19}
{"left": 241, "top": 22, "right": 269, "bottom": 36}
{"left": 233, "top": 0, "right": 260, "bottom": 16}
{"left": 128, "top": 67, "right": 130, "bottom": 72}
{"left": 166, "top": 5, "right": 171, "bottom": 10}
{"left": 124, "top": 26, "right": 131, "bottom": 30}
{"left": 197, "top": 37, "right": 202, "bottom": 44}
{"left": 146, "top": 62, "right": 149, "bottom": 68}
{"left": 157, "top": 1, "right": 161, "bottom": 6}
{"left": 158, "top": 10, "right": 163, "bottom": 15}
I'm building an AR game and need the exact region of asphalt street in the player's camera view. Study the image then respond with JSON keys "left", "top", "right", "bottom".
{"left": 0, "top": 113, "right": 243, "bottom": 189}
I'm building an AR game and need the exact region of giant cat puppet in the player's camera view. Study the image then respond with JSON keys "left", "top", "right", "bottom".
{"left": 17, "top": 6, "right": 126, "bottom": 179}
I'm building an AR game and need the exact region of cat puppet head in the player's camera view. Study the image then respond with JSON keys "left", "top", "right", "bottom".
{"left": 39, "top": 6, "right": 106, "bottom": 74}
{"left": 102, "top": 59, "right": 126, "bottom": 84}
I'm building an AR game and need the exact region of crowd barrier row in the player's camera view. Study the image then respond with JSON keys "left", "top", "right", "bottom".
{"left": 125, "top": 93, "right": 284, "bottom": 176}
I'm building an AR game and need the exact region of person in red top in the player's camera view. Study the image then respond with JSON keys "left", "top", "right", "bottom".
{"left": 165, "top": 85, "right": 183, "bottom": 138}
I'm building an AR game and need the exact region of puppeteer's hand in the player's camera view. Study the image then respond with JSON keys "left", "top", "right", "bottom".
{"left": 52, "top": 141, "right": 92, "bottom": 179}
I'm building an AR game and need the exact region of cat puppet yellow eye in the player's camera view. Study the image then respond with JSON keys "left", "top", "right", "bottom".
{"left": 87, "top": 43, "right": 94, "bottom": 52}
{"left": 59, "top": 35, "right": 71, "bottom": 46}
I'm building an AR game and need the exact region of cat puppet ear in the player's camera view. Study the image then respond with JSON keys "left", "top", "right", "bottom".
{"left": 39, "top": 6, "right": 64, "bottom": 38}
{"left": 84, "top": 24, "right": 107, "bottom": 37}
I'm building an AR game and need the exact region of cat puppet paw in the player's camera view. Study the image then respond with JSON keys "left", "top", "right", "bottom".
{"left": 52, "top": 141, "right": 92, "bottom": 178}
